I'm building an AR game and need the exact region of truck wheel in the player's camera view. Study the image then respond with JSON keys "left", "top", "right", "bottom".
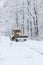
{"left": 16, "top": 39, "right": 18, "bottom": 42}
{"left": 24, "top": 39, "right": 26, "bottom": 41}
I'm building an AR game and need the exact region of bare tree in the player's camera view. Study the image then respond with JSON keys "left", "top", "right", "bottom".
{"left": 27, "top": 0, "right": 33, "bottom": 37}
{"left": 35, "top": 9, "right": 39, "bottom": 36}
{"left": 15, "top": 0, "right": 19, "bottom": 29}
{"left": 16, "top": 10, "right": 18, "bottom": 28}
{"left": 22, "top": 1, "right": 25, "bottom": 35}
{"left": 30, "top": 21, "right": 32, "bottom": 36}
{"left": 27, "top": 18, "right": 29, "bottom": 35}
{"left": 33, "top": 0, "right": 39, "bottom": 36}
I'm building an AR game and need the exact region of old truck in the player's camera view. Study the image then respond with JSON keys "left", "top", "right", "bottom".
{"left": 10, "top": 29, "right": 28, "bottom": 42}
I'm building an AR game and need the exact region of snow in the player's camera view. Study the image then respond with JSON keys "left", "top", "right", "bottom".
{"left": 0, "top": 0, "right": 6, "bottom": 8}
{"left": 0, "top": 35, "right": 43, "bottom": 65}
{"left": 0, "top": 0, "right": 43, "bottom": 64}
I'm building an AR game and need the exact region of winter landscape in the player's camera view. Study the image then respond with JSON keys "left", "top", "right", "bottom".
{"left": 0, "top": 0, "right": 43, "bottom": 65}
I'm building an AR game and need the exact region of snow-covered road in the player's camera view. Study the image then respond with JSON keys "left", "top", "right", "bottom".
{"left": 0, "top": 36, "right": 43, "bottom": 65}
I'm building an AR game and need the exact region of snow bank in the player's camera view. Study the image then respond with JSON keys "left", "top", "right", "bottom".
{"left": 0, "top": 35, "right": 43, "bottom": 65}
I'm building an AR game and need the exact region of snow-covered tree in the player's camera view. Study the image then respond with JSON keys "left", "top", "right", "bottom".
{"left": 15, "top": 10, "right": 19, "bottom": 28}
{"left": 22, "top": 1, "right": 25, "bottom": 34}
{"left": 27, "top": 0, "right": 33, "bottom": 37}
{"left": 33, "top": 0, "right": 39, "bottom": 36}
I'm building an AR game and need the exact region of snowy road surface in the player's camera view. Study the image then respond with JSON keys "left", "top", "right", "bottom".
{"left": 0, "top": 36, "right": 43, "bottom": 65}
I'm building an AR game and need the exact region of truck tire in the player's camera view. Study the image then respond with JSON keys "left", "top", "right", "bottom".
{"left": 16, "top": 39, "right": 18, "bottom": 42}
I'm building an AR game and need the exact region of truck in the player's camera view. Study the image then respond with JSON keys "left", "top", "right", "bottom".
{"left": 10, "top": 29, "right": 28, "bottom": 42}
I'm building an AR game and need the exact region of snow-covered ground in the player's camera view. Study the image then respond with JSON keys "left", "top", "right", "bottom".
{"left": 0, "top": 35, "right": 43, "bottom": 65}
